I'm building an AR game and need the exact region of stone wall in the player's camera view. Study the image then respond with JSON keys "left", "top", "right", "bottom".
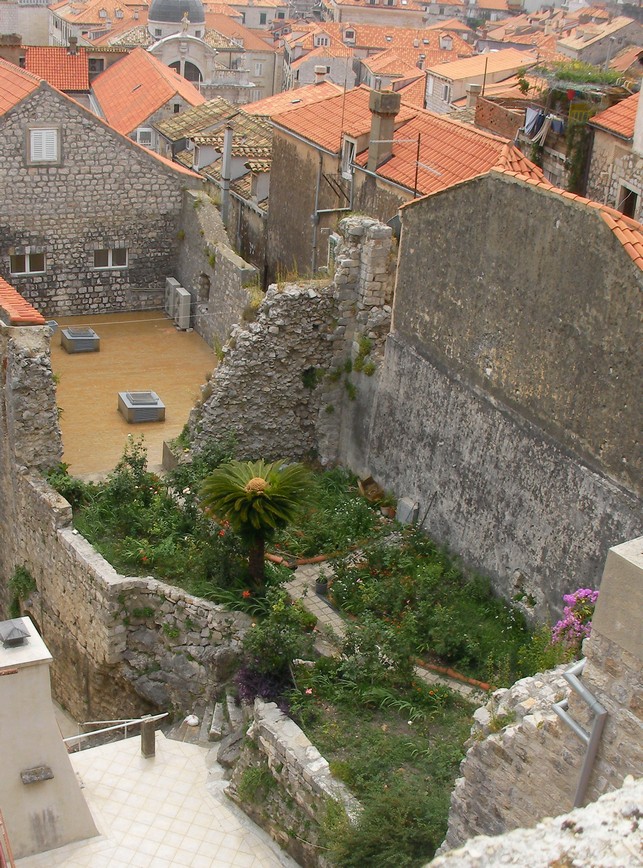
{"left": 432, "top": 776, "right": 643, "bottom": 867}
{"left": 439, "top": 535, "right": 643, "bottom": 851}
{"left": 474, "top": 97, "right": 523, "bottom": 140}
{"left": 176, "top": 189, "right": 258, "bottom": 348}
{"left": 586, "top": 128, "right": 643, "bottom": 223}
{"left": 0, "top": 83, "right": 200, "bottom": 317}
{"left": 189, "top": 216, "right": 396, "bottom": 465}
{"left": 228, "top": 699, "right": 361, "bottom": 867}
{"left": 1, "top": 319, "right": 250, "bottom": 721}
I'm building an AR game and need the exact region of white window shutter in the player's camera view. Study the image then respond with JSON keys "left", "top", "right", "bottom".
{"left": 30, "top": 129, "right": 58, "bottom": 161}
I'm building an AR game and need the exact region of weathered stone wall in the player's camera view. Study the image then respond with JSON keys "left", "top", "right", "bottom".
{"left": 586, "top": 128, "right": 643, "bottom": 223}
{"left": 228, "top": 699, "right": 361, "bottom": 868}
{"left": 190, "top": 280, "right": 337, "bottom": 460}
{"left": 0, "top": 84, "right": 200, "bottom": 317}
{"left": 351, "top": 169, "right": 412, "bottom": 227}
{"left": 439, "top": 536, "right": 643, "bottom": 851}
{"left": 189, "top": 216, "right": 396, "bottom": 464}
{"left": 474, "top": 97, "right": 523, "bottom": 139}
{"left": 0, "top": 320, "right": 249, "bottom": 721}
{"left": 432, "top": 776, "right": 643, "bottom": 867}
{"left": 176, "top": 189, "right": 258, "bottom": 348}
{"left": 228, "top": 194, "right": 268, "bottom": 279}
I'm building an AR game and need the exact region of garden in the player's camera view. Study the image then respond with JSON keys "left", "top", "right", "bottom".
{"left": 45, "top": 436, "right": 596, "bottom": 867}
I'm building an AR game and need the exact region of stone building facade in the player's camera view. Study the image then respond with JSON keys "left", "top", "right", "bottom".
{"left": 0, "top": 77, "right": 201, "bottom": 317}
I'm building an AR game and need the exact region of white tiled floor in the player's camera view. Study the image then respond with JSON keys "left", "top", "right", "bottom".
{"left": 17, "top": 734, "right": 297, "bottom": 867}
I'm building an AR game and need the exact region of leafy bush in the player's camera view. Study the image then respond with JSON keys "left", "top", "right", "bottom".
{"left": 242, "top": 587, "right": 315, "bottom": 676}
{"left": 9, "top": 566, "right": 36, "bottom": 618}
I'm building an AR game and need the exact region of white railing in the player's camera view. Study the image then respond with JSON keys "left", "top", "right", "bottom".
{"left": 64, "top": 712, "right": 168, "bottom": 753}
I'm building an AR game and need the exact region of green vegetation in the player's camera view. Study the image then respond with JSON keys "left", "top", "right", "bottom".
{"left": 541, "top": 59, "right": 622, "bottom": 86}
{"left": 200, "top": 459, "right": 312, "bottom": 587}
{"left": 9, "top": 566, "right": 36, "bottom": 618}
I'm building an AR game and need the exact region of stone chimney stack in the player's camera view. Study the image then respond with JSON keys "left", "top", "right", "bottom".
{"left": 367, "top": 89, "right": 401, "bottom": 172}
{"left": 466, "top": 82, "right": 482, "bottom": 109}
{"left": 314, "top": 65, "right": 327, "bottom": 85}
{"left": 67, "top": 36, "right": 78, "bottom": 55}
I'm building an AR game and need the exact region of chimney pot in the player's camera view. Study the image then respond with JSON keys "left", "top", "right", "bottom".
{"left": 314, "top": 64, "right": 326, "bottom": 84}
{"left": 466, "top": 82, "right": 482, "bottom": 108}
{"left": 68, "top": 36, "right": 78, "bottom": 55}
{"left": 368, "top": 89, "right": 402, "bottom": 172}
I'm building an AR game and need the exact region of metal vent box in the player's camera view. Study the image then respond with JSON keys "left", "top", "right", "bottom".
{"left": 118, "top": 391, "right": 165, "bottom": 423}
{"left": 61, "top": 327, "right": 100, "bottom": 353}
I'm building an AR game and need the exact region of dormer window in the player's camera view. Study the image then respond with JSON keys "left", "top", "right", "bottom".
{"left": 315, "top": 35, "right": 330, "bottom": 46}
{"left": 99, "top": 8, "right": 107, "bottom": 17}
{"left": 344, "top": 29, "right": 355, "bottom": 41}
{"left": 115, "top": 7, "right": 123, "bottom": 17}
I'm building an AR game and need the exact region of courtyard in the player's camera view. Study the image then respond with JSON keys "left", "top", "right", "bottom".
{"left": 51, "top": 312, "right": 215, "bottom": 478}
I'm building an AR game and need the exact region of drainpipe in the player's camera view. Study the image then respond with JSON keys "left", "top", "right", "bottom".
{"left": 311, "top": 151, "right": 323, "bottom": 274}
{"left": 221, "top": 124, "right": 233, "bottom": 227}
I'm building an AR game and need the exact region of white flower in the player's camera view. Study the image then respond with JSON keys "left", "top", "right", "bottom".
{"left": 183, "top": 487, "right": 191, "bottom": 494}
{"left": 407, "top": 720, "right": 413, "bottom": 726}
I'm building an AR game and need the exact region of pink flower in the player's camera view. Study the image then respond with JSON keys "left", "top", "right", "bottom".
{"left": 305, "top": 688, "right": 313, "bottom": 695}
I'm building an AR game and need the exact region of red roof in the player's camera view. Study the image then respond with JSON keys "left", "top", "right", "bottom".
{"left": 242, "top": 81, "right": 343, "bottom": 116}
{"left": 590, "top": 92, "right": 638, "bottom": 140}
{"left": 0, "top": 276, "right": 46, "bottom": 326}
{"left": 273, "top": 85, "right": 416, "bottom": 153}
{"left": 0, "top": 58, "right": 41, "bottom": 115}
{"left": 92, "top": 47, "right": 205, "bottom": 134}
{"left": 24, "top": 46, "right": 90, "bottom": 92}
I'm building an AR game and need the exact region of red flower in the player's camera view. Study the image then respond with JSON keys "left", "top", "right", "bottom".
{"left": 218, "top": 530, "right": 226, "bottom": 537}
{"left": 141, "top": 555, "right": 148, "bottom": 563}
{"left": 242, "top": 590, "right": 251, "bottom": 599}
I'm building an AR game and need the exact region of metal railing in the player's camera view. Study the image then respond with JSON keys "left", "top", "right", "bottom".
{"left": 553, "top": 658, "right": 607, "bottom": 807}
{"left": 63, "top": 712, "right": 168, "bottom": 754}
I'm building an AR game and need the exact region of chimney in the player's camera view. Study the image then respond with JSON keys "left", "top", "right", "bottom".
{"left": 221, "top": 124, "right": 233, "bottom": 226}
{"left": 367, "top": 89, "right": 401, "bottom": 172}
{"left": 466, "top": 82, "right": 482, "bottom": 108}
{"left": 68, "top": 35, "right": 78, "bottom": 55}
{"left": 314, "top": 64, "right": 326, "bottom": 85}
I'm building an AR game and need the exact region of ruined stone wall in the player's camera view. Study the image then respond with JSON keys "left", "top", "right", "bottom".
{"left": 0, "top": 320, "right": 249, "bottom": 720}
{"left": 228, "top": 699, "right": 361, "bottom": 868}
{"left": 439, "top": 536, "right": 643, "bottom": 851}
{"left": 0, "top": 85, "right": 200, "bottom": 317}
{"left": 189, "top": 216, "right": 396, "bottom": 464}
{"left": 474, "top": 97, "right": 523, "bottom": 139}
{"left": 176, "top": 189, "right": 258, "bottom": 348}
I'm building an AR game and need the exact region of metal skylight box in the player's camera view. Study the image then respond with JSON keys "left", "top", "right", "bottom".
{"left": 61, "top": 326, "right": 100, "bottom": 353}
{"left": 118, "top": 391, "right": 166, "bottom": 423}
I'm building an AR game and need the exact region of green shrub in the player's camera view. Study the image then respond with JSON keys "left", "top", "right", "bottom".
{"left": 243, "top": 587, "right": 315, "bottom": 676}
{"left": 237, "top": 763, "right": 275, "bottom": 804}
{"left": 9, "top": 566, "right": 36, "bottom": 618}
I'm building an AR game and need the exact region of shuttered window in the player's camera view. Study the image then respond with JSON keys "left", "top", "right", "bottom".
{"left": 29, "top": 128, "right": 59, "bottom": 163}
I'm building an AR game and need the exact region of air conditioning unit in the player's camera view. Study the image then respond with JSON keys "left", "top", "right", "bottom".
{"left": 118, "top": 390, "right": 165, "bottom": 423}
{"left": 165, "top": 277, "right": 180, "bottom": 318}
{"left": 174, "top": 286, "right": 191, "bottom": 330}
{"left": 60, "top": 326, "right": 100, "bottom": 353}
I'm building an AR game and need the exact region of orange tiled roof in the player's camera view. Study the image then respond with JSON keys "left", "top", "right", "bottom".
{"left": 426, "top": 18, "right": 473, "bottom": 33}
{"left": 91, "top": 47, "right": 205, "bottom": 134}
{"left": 205, "top": 14, "right": 278, "bottom": 51}
{"left": 363, "top": 49, "right": 424, "bottom": 78}
{"left": 291, "top": 44, "right": 354, "bottom": 68}
{"left": 24, "top": 46, "right": 90, "bottom": 92}
{"left": 0, "top": 276, "right": 46, "bottom": 326}
{"left": 558, "top": 15, "right": 637, "bottom": 51}
{"left": 273, "top": 85, "right": 417, "bottom": 153}
{"left": 395, "top": 75, "right": 426, "bottom": 108}
{"left": 51, "top": 0, "right": 148, "bottom": 27}
{"left": 426, "top": 48, "right": 537, "bottom": 81}
{"left": 590, "top": 91, "right": 638, "bottom": 140}
{"left": 242, "top": 81, "right": 343, "bottom": 116}
{"left": 610, "top": 44, "right": 643, "bottom": 74}
{"left": 354, "top": 107, "right": 543, "bottom": 195}
{"left": 0, "top": 57, "right": 41, "bottom": 115}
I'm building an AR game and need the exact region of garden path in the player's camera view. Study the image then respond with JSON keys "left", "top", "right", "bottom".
{"left": 285, "top": 564, "right": 485, "bottom": 703}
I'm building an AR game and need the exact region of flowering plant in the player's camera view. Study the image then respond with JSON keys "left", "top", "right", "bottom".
{"left": 551, "top": 588, "right": 598, "bottom": 652}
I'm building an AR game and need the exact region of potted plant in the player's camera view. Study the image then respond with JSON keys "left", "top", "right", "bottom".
{"left": 315, "top": 571, "right": 329, "bottom": 596}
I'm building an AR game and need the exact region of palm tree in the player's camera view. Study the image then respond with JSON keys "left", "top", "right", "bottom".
{"left": 200, "top": 459, "right": 311, "bottom": 588}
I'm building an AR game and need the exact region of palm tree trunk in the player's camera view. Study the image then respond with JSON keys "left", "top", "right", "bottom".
{"left": 247, "top": 534, "right": 265, "bottom": 589}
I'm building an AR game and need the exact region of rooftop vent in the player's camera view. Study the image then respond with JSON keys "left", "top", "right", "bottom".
{"left": 0, "top": 620, "right": 30, "bottom": 649}
{"left": 118, "top": 391, "right": 166, "bottom": 423}
{"left": 61, "top": 326, "right": 100, "bottom": 353}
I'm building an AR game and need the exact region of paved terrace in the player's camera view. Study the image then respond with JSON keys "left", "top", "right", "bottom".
{"left": 51, "top": 312, "right": 216, "bottom": 478}
{"left": 17, "top": 733, "right": 297, "bottom": 868}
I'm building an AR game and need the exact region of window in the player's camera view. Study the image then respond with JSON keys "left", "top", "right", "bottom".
{"left": 135, "top": 128, "right": 153, "bottom": 147}
{"left": 442, "top": 83, "right": 450, "bottom": 102}
{"left": 88, "top": 57, "right": 104, "bottom": 74}
{"left": 277, "top": 11, "right": 285, "bottom": 18}
{"left": 99, "top": 7, "right": 107, "bottom": 17}
{"left": 427, "top": 76, "right": 434, "bottom": 95}
{"left": 10, "top": 252, "right": 45, "bottom": 274}
{"left": 155, "top": 28, "right": 162, "bottom": 37}
{"left": 93, "top": 248, "right": 128, "bottom": 269}
{"left": 27, "top": 127, "right": 60, "bottom": 164}
{"left": 254, "top": 62, "right": 264, "bottom": 76}
{"left": 173, "top": 103, "right": 181, "bottom": 113}
{"left": 115, "top": 7, "right": 123, "bottom": 17}
{"left": 344, "top": 29, "right": 355, "bottom": 40}
{"left": 195, "top": 29, "right": 201, "bottom": 37}
{"left": 315, "top": 35, "right": 329, "bottom": 46}
{"left": 618, "top": 185, "right": 638, "bottom": 218}
{"left": 260, "top": 12, "right": 267, "bottom": 24}
{"left": 341, "top": 137, "right": 356, "bottom": 180}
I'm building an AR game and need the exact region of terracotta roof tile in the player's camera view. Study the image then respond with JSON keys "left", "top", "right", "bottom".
{"left": 395, "top": 75, "right": 426, "bottom": 108}
{"left": 0, "top": 58, "right": 41, "bottom": 115}
{"left": 426, "top": 48, "right": 537, "bottom": 81}
{"left": 24, "top": 46, "right": 90, "bottom": 91}
{"left": 590, "top": 92, "right": 638, "bottom": 140}
{"left": 242, "top": 81, "right": 342, "bottom": 116}
{"left": 91, "top": 47, "right": 205, "bottom": 134}
{"left": 273, "top": 85, "right": 416, "bottom": 153}
{"left": 0, "top": 276, "right": 46, "bottom": 326}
